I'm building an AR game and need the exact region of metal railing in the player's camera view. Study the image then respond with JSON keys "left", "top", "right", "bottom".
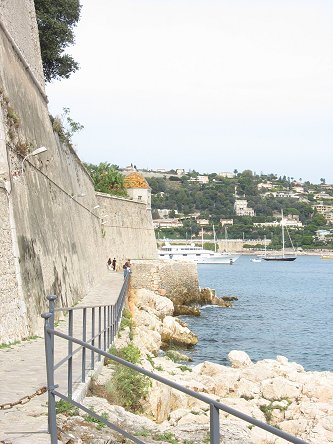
{"left": 42, "top": 274, "right": 308, "bottom": 444}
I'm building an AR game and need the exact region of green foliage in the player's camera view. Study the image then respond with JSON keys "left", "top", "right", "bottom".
{"left": 155, "top": 432, "right": 179, "bottom": 443}
{"left": 35, "top": 0, "right": 81, "bottom": 82}
{"left": 84, "top": 410, "right": 108, "bottom": 430}
{"left": 259, "top": 399, "right": 291, "bottom": 423}
{"left": 165, "top": 350, "right": 182, "bottom": 362}
{"left": 85, "top": 162, "right": 127, "bottom": 197}
{"left": 55, "top": 400, "right": 79, "bottom": 416}
{"left": 50, "top": 108, "right": 84, "bottom": 147}
{"left": 135, "top": 430, "right": 151, "bottom": 437}
{"left": 177, "top": 365, "right": 192, "bottom": 372}
{"left": 106, "top": 344, "right": 150, "bottom": 411}
{"left": 120, "top": 308, "right": 134, "bottom": 333}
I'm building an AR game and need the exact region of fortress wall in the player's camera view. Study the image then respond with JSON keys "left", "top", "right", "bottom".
{"left": 130, "top": 260, "right": 200, "bottom": 301}
{"left": 0, "top": 0, "right": 45, "bottom": 92}
{"left": 0, "top": 2, "right": 157, "bottom": 342}
{"left": 0, "top": 8, "right": 103, "bottom": 340}
{"left": 96, "top": 193, "right": 158, "bottom": 265}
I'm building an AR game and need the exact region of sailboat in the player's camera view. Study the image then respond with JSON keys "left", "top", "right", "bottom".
{"left": 262, "top": 211, "right": 297, "bottom": 262}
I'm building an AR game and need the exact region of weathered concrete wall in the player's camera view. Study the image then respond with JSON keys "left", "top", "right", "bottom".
{"left": 97, "top": 194, "right": 158, "bottom": 264}
{"left": 130, "top": 260, "right": 200, "bottom": 304}
{"left": 0, "top": 3, "right": 157, "bottom": 342}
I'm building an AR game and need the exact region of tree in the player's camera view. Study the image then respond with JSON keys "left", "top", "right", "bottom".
{"left": 35, "top": 0, "right": 82, "bottom": 82}
{"left": 85, "top": 162, "right": 127, "bottom": 197}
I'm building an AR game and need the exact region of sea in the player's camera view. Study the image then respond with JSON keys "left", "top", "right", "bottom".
{"left": 180, "top": 255, "right": 333, "bottom": 372}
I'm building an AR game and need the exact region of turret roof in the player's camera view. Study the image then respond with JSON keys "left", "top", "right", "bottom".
{"left": 124, "top": 172, "right": 149, "bottom": 189}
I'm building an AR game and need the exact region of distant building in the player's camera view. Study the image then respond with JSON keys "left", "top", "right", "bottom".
{"left": 313, "top": 203, "right": 333, "bottom": 224}
{"left": 258, "top": 182, "right": 273, "bottom": 190}
{"left": 220, "top": 218, "right": 234, "bottom": 226}
{"left": 234, "top": 199, "right": 255, "bottom": 217}
{"left": 315, "top": 229, "right": 331, "bottom": 241}
{"left": 189, "top": 175, "right": 209, "bottom": 184}
{"left": 292, "top": 185, "right": 305, "bottom": 194}
{"left": 124, "top": 172, "right": 151, "bottom": 209}
{"left": 197, "top": 219, "right": 210, "bottom": 226}
{"left": 157, "top": 209, "right": 178, "bottom": 218}
{"left": 314, "top": 192, "right": 333, "bottom": 200}
{"left": 219, "top": 172, "right": 235, "bottom": 178}
{"left": 176, "top": 169, "right": 185, "bottom": 176}
{"left": 153, "top": 219, "right": 183, "bottom": 229}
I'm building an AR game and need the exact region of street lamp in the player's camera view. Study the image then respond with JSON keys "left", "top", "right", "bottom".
{"left": 21, "top": 146, "right": 48, "bottom": 174}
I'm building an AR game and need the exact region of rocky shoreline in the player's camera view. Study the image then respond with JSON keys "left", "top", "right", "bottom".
{"left": 57, "top": 281, "right": 333, "bottom": 444}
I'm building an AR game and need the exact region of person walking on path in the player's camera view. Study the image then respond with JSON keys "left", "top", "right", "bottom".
{"left": 112, "top": 257, "right": 116, "bottom": 271}
{"left": 107, "top": 258, "right": 112, "bottom": 270}
{"left": 123, "top": 259, "right": 131, "bottom": 278}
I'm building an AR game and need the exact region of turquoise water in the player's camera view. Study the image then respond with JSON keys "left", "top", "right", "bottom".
{"left": 181, "top": 255, "right": 333, "bottom": 371}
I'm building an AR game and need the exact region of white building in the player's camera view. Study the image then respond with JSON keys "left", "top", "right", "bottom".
{"left": 189, "top": 175, "right": 209, "bottom": 184}
{"left": 234, "top": 199, "right": 255, "bottom": 217}
{"left": 219, "top": 172, "right": 235, "bottom": 178}
{"left": 153, "top": 219, "right": 183, "bottom": 229}
{"left": 220, "top": 218, "right": 234, "bottom": 226}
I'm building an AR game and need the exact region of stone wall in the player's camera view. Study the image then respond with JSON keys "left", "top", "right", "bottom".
{"left": 0, "top": 3, "right": 157, "bottom": 342}
{"left": 0, "top": 0, "right": 45, "bottom": 92}
{"left": 97, "top": 194, "right": 158, "bottom": 264}
{"left": 130, "top": 260, "right": 200, "bottom": 304}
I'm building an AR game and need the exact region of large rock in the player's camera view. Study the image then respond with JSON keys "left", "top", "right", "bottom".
{"left": 261, "top": 377, "right": 302, "bottom": 400}
{"left": 228, "top": 350, "right": 253, "bottom": 368}
{"left": 135, "top": 288, "right": 174, "bottom": 318}
{"left": 161, "top": 316, "right": 198, "bottom": 347}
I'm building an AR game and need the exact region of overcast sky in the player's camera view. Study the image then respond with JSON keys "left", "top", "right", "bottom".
{"left": 46, "top": 0, "right": 333, "bottom": 183}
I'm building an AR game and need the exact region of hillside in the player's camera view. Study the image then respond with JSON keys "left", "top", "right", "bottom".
{"left": 145, "top": 170, "right": 333, "bottom": 250}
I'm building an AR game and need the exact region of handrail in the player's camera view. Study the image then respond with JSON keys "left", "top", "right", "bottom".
{"left": 42, "top": 273, "right": 308, "bottom": 444}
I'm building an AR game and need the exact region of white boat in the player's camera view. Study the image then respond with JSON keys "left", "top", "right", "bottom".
{"left": 250, "top": 258, "right": 262, "bottom": 263}
{"left": 261, "top": 210, "right": 297, "bottom": 262}
{"left": 158, "top": 243, "right": 240, "bottom": 264}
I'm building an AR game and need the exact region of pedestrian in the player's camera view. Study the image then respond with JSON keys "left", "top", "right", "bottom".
{"left": 107, "top": 258, "right": 112, "bottom": 270}
{"left": 123, "top": 259, "right": 131, "bottom": 278}
{"left": 112, "top": 257, "right": 116, "bottom": 271}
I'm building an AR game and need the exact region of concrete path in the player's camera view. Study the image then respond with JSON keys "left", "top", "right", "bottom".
{"left": 0, "top": 270, "right": 124, "bottom": 444}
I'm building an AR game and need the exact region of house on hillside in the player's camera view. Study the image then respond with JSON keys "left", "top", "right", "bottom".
{"left": 234, "top": 199, "right": 255, "bottom": 217}
{"left": 220, "top": 218, "right": 234, "bottom": 226}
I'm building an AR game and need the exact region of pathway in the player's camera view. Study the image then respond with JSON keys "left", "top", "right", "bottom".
{"left": 0, "top": 270, "right": 124, "bottom": 444}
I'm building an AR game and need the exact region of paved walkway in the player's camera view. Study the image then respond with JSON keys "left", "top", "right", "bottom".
{"left": 0, "top": 270, "right": 124, "bottom": 444}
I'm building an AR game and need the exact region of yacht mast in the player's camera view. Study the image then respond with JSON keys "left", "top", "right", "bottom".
{"left": 281, "top": 209, "right": 285, "bottom": 257}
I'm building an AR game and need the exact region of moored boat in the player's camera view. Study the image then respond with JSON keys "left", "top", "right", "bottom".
{"left": 261, "top": 210, "right": 297, "bottom": 262}
{"left": 158, "top": 243, "right": 240, "bottom": 264}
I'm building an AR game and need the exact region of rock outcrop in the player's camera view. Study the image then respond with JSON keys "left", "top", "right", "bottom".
{"left": 58, "top": 275, "right": 333, "bottom": 444}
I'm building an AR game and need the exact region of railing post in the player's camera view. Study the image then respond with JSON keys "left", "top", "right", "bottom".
{"left": 210, "top": 404, "right": 220, "bottom": 444}
{"left": 82, "top": 308, "right": 87, "bottom": 383}
{"left": 42, "top": 311, "right": 57, "bottom": 444}
{"left": 111, "top": 305, "right": 115, "bottom": 344}
{"left": 91, "top": 307, "right": 95, "bottom": 370}
{"left": 47, "top": 295, "right": 57, "bottom": 353}
{"left": 68, "top": 309, "right": 73, "bottom": 399}
{"left": 103, "top": 306, "right": 107, "bottom": 351}
{"left": 98, "top": 306, "right": 102, "bottom": 361}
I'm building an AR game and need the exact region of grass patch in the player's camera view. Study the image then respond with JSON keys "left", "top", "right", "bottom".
{"left": 84, "top": 410, "right": 109, "bottom": 430}
{"left": 105, "top": 344, "right": 151, "bottom": 412}
{"left": 165, "top": 350, "right": 182, "bottom": 362}
{"left": 177, "top": 365, "right": 192, "bottom": 372}
{"left": 259, "top": 398, "right": 291, "bottom": 423}
{"left": 155, "top": 432, "right": 179, "bottom": 443}
{"left": 55, "top": 400, "right": 79, "bottom": 416}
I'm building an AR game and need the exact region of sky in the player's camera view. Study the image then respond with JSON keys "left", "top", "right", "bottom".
{"left": 46, "top": 0, "right": 333, "bottom": 184}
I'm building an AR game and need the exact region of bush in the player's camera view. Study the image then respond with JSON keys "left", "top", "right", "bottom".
{"left": 106, "top": 344, "right": 151, "bottom": 411}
